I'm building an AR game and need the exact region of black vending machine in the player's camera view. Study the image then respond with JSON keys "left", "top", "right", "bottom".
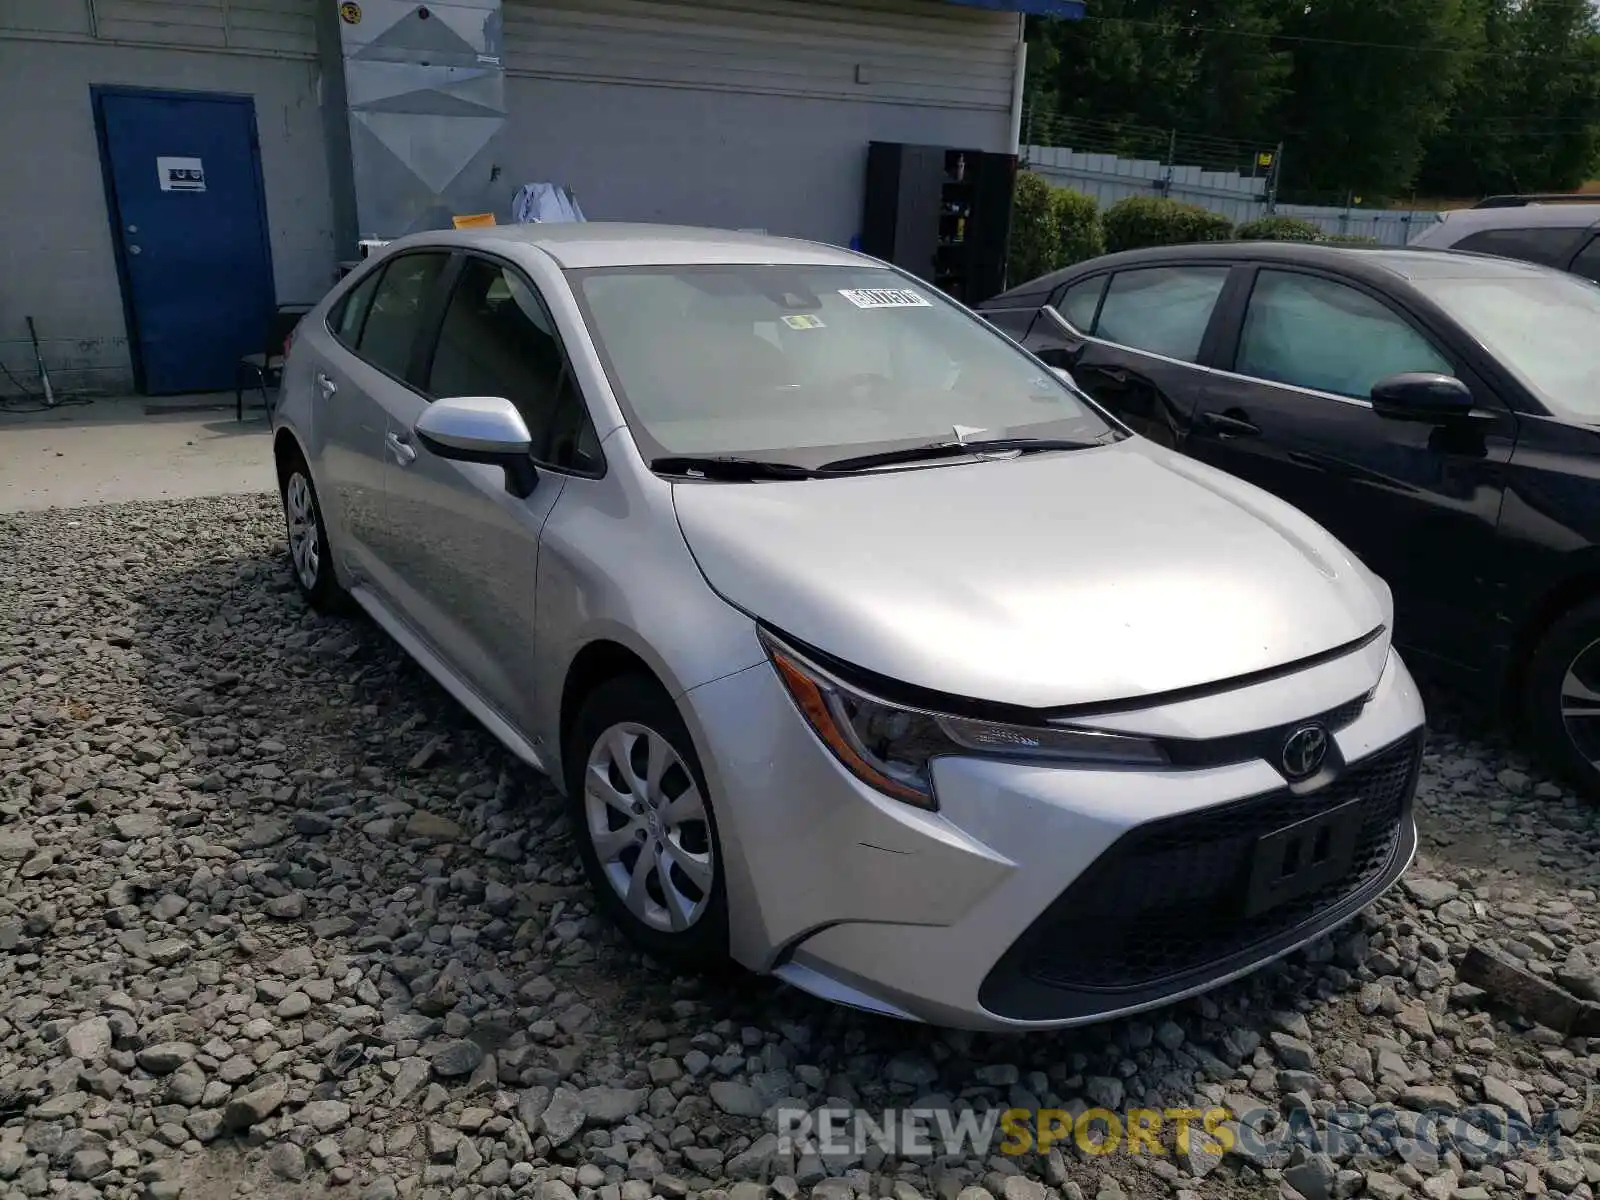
{"left": 860, "top": 141, "right": 1018, "bottom": 306}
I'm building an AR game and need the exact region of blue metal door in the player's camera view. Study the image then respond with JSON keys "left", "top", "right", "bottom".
{"left": 94, "top": 88, "right": 276, "bottom": 395}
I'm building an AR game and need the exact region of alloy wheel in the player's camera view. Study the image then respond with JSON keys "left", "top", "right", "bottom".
{"left": 1559, "top": 636, "right": 1600, "bottom": 771}
{"left": 285, "top": 471, "right": 321, "bottom": 592}
{"left": 583, "top": 722, "right": 715, "bottom": 933}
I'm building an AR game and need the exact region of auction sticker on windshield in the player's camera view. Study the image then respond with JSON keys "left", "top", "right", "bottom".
{"left": 838, "top": 288, "right": 931, "bottom": 309}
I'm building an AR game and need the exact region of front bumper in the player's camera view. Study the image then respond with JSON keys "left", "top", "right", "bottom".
{"left": 678, "top": 639, "right": 1424, "bottom": 1032}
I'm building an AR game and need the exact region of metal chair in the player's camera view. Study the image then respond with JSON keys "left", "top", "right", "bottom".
{"left": 237, "top": 303, "right": 315, "bottom": 421}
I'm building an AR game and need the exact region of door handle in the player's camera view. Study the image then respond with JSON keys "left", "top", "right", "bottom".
{"left": 1199, "top": 410, "right": 1261, "bottom": 438}
{"left": 385, "top": 430, "right": 417, "bottom": 465}
{"left": 316, "top": 373, "right": 337, "bottom": 400}
{"left": 1102, "top": 367, "right": 1130, "bottom": 384}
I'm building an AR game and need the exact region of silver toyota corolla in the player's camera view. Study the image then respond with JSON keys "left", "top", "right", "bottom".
{"left": 271, "top": 223, "right": 1424, "bottom": 1031}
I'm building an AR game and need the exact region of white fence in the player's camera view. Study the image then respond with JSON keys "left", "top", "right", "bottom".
{"left": 1023, "top": 145, "right": 1443, "bottom": 246}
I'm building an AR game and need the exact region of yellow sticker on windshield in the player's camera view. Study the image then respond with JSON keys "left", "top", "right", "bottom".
{"left": 782, "top": 314, "right": 826, "bottom": 330}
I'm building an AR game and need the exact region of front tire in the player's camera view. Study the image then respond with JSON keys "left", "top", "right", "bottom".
{"left": 1523, "top": 597, "right": 1600, "bottom": 802}
{"left": 279, "top": 451, "right": 349, "bottom": 614}
{"left": 565, "top": 674, "right": 729, "bottom": 966}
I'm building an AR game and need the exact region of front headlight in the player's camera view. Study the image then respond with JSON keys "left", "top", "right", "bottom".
{"left": 759, "top": 629, "right": 1167, "bottom": 810}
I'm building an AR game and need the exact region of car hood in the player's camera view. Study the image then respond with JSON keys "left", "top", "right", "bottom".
{"left": 670, "top": 441, "right": 1389, "bottom": 711}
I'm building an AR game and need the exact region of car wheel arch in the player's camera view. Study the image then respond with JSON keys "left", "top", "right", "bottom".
{"left": 558, "top": 640, "right": 666, "bottom": 775}
{"left": 273, "top": 428, "right": 307, "bottom": 486}
{"left": 1503, "top": 560, "right": 1600, "bottom": 721}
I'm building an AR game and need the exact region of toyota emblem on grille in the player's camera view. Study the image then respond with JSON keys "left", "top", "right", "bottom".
{"left": 1281, "top": 724, "right": 1330, "bottom": 781}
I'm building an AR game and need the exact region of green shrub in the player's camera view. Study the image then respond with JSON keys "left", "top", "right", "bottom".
{"left": 1322, "top": 234, "right": 1381, "bottom": 246}
{"left": 1103, "top": 195, "right": 1235, "bottom": 253}
{"left": 1008, "top": 172, "right": 1060, "bottom": 285}
{"left": 1050, "top": 186, "right": 1104, "bottom": 267}
{"left": 1236, "top": 215, "right": 1323, "bottom": 242}
{"left": 1176, "top": 206, "right": 1236, "bottom": 244}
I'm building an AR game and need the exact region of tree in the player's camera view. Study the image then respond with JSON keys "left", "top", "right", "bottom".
{"left": 1418, "top": 0, "right": 1600, "bottom": 197}
{"left": 1026, "top": 0, "right": 1289, "bottom": 159}
{"left": 1265, "top": 0, "right": 1480, "bottom": 200}
{"left": 1023, "top": 0, "right": 1600, "bottom": 204}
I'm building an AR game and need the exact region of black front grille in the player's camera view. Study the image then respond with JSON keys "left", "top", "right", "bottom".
{"left": 980, "top": 730, "right": 1421, "bottom": 1015}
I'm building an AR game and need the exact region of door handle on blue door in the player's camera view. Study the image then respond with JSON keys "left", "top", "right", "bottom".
{"left": 1200, "top": 410, "right": 1261, "bottom": 438}
{"left": 386, "top": 431, "right": 417, "bottom": 465}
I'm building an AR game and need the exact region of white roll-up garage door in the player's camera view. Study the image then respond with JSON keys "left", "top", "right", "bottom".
{"left": 498, "top": 0, "right": 1020, "bottom": 244}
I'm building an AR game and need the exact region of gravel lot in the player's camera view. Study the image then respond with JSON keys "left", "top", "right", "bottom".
{"left": 2, "top": 495, "right": 1598, "bottom": 1200}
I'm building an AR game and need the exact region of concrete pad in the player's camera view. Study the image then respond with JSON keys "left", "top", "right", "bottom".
{"left": 0, "top": 396, "right": 276, "bottom": 513}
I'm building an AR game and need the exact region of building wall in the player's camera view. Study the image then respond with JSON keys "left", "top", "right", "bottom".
{"left": 0, "top": 0, "right": 335, "bottom": 396}
{"left": 0, "top": 0, "right": 1018, "bottom": 395}
{"left": 495, "top": 0, "right": 1020, "bottom": 245}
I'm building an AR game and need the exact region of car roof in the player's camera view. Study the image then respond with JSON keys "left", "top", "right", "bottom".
{"left": 1423, "top": 203, "right": 1600, "bottom": 241}
{"left": 369, "top": 222, "right": 875, "bottom": 270}
{"left": 989, "top": 238, "right": 1566, "bottom": 301}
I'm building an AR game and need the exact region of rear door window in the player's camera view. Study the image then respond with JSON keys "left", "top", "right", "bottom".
{"left": 357, "top": 252, "right": 449, "bottom": 379}
{"left": 1093, "top": 266, "right": 1230, "bottom": 363}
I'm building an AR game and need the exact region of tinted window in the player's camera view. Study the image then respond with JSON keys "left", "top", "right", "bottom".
{"left": 358, "top": 253, "right": 448, "bottom": 378}
{"left": 1571, "top": 235, "right": 1600, "bottom": 284}
{"left": 1452, "top": 226, "right": 1582, "bottom": 268}
{"left": 1055, "top": 277, "right": 1105, "bottom": 330}
{"left": 428, "top": 256, "right": 597, "bottom": 468}
{"left": 1095, "top": 267, "right": 1229, "bottom": 362}
{"left": 1237, "top": 270, "right": 1452, "bottom": 399}
{"left": 331, "top": 270, "right": 381, "bottom": 347}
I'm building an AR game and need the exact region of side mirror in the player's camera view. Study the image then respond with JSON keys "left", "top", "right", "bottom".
{"left": 414, "top": 395, "right": 538, "bottom": 498}
{"left": 1370, "top": 372, "right": 1476, "bottom": 422}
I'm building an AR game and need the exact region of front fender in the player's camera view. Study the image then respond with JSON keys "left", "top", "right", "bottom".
{"left": 530, "top": 450, "right": 765, "bottom": 788}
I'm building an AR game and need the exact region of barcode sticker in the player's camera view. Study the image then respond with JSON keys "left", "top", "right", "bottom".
{"left": 838, "top": 288, "right": 931, "bottom": 309}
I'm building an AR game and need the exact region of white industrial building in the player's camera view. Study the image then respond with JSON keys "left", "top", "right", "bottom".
{"left": 0, "top": 0, "right": 1080, "bottom": 397}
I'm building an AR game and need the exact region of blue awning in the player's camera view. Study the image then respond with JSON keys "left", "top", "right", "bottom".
{"left": 939, "top": 0, "right": 1085, "bottom": 18}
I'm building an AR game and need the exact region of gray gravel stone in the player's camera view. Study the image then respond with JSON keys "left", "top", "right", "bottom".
{"left": 3, "top": 497, "right": 1596, "bottom": 1200}
{"left": 136, "top": 1042, "right": 196, "bottom": 1074}
{"left": 267, "top": 1142, "right": 308, "bottom": 1181}
{"left": 431, "top": 1038, "right": 486, "bottom": 1078}
{"left": 710, "top": 1079, "right": 766, "bottom": 1117}
{"left": 63, "top": 1016, "right": 111, "bottom": 1064}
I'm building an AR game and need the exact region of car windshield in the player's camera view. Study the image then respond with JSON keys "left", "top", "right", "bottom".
{"left": 1409, "top": 268, "right": 1600, "bottom": 421}
{"left": 568, "top": 263, "right": 1118, "bottom": 465}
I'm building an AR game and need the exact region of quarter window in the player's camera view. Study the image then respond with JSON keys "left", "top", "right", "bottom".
{"left": 331, "top": 270, "right": 381, "bottom": 348}
{"left": 1094, "top": 267, "right": 1229, "bottom": 363}
{"left": 358, "top": 253, "right": 449, "bottom": 379}
{"left": 427, "top": 257, "right": 600, "bottom": 470}
{"left": 1236, "top": 270, "right": 1452, "bottom": 399}
{"left": 1055, "top": 277, "right": 1106, "bottom": 331}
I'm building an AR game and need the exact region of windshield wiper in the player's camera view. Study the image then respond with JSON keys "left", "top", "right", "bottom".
{"left": 650, "top": 455, "right": 821, "bottom": 481}
{"left": 820, "top": 437, "right": 1101, "bottom": 473}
